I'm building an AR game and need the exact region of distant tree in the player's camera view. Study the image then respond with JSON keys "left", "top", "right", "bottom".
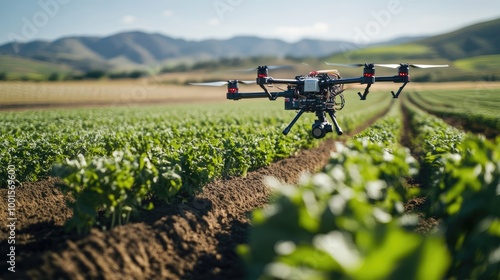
{"left": 84, "top": 70, "right": 106, "bottom": 79}
{"left": 0, "top": 72, "right": 7, "bottom": 81}
{"left": 47, "top": 72, "right": 60, "bottom": 81}
{"left": 108, "top": 72, "right": 128, "bottom": 79}
{"left": 128, "top": 70, "right": 144, "bottom": 79}
{"left": 161, "top": 64, "right": 192, "bottom": 73}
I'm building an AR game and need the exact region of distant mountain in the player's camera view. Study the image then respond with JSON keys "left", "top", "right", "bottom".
{"left": 2, "top": 17, "right": 499, "bottom": 76}
{"left": 0, "top": 31, "right": 425, "bottom": 72}
{"left": 372, "top": 36, "right": 429, "bottom": 46}
{"left": 0, "top": 33, "right": 349, "bottom": 71}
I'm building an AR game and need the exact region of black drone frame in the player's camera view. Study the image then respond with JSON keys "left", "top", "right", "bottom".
{"left": 192, "top": 63, "right": 448, "bottom": 139}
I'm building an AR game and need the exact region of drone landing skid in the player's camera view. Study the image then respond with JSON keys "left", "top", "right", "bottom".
{"left": 391, "top": 82, "right": 408, "bottom": 98}
{"left": 283, "top": 110, "right": 343, "bottom": 139}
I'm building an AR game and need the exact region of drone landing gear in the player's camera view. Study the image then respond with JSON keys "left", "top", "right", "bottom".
{"left": 358, "top": 84, "right": 372, "bottom": 100}
{"left": 283, "top": 110, "right": 343, "bottom": 139}
{"left": 282, "top": 109, "right": 305, "bottom": 136}
{"left": 391, "top": 82, "right": 408, "bottom": 98}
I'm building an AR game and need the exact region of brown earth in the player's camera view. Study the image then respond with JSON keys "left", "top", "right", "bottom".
{"left": 0, "top": 139, "right": 339, "bottom": 280}
{"left": 0, "top": 89, "right": 436, "bottom": 279}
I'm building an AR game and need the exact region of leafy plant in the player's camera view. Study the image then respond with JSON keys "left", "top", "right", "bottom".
{"left": 239, "top": 105, "right": 451, "bottom": 279}
{"left": 404, "top": 97, "right": 500, "bottom": 279}
{"left": 53, "top": 151, "right": 181, "bottom": 233}
{"left": 240, "top": 138, "right": 448, "bottom": 280}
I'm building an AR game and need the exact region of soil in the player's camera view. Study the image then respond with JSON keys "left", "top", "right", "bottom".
{"left": 438, "top": 115, "right": 498, "bottom": 140}
{"left": 0, "top": 139, "right": 338, "bottom": 280}
{"left": 0, "top": 99, "right": 434, "bottom": 280}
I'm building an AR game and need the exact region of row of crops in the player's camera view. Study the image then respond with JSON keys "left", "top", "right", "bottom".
{"left": 2, "top": 87, "right": 498, "bottom": 278}
{"left": 407, "top": 88, "right": 500, "bottom": 133}
{"left": 0, "top": 94, "right": 390, "bottom": 232}
{"left": 240, "top": 98, "right": 500, "bottom": 279}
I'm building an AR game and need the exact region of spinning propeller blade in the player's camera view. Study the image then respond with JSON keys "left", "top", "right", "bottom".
{"left": 315, "top": 69, "right": 340, "bottom": 74}
{"left": 375, "top": 63, "right": 449, "bottom": 69}
{"left": 189, "top": 80, "right": 255, "bottom": 86}
{"left": 189, "top": 81, "right": 230, "bottom": 87}
{"left": 314, "top": 69, "right": 339, "bottom": 73}
{"left": 374, "top": 64, "right": 400, "bottom": 69}
{"left": 407, "top": 64, "right": 449, "bottom": 69}
{"left": 234, "top": 65, "right": 294, "bottom": 72}
{"left": 325, "top": 62, "right": 366, "bottom": 68}
{"left": 327, "top": 62, "right": 449, "bottom": 69}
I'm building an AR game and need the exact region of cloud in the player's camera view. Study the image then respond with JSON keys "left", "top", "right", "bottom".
{"left": 121, "top": 15, "right": 138, "bottom": 24}
{"left": 163, "top": 10, "right": 173, "bottom": 17}
{"left": 275, "top": 22, "right": 330, "bottom": 40}
{"left": 208, "top": 18, "right": 221, "bottom": 26}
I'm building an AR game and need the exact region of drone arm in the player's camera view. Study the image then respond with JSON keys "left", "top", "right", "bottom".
{"left": 328, "top": 77, "right": 373, "bottom": 100}
{"left": 227, "top": 92, "right": 270, "bottom": 100}
{"left": 375, "top": 75, "right": 409, "bottom": 83}
{"left": 327, "top": 77, "right": 364, "bottom": 85}
{"left": 265, "top": 78, "right": 299, "bottom": 85}
{"left": 227, "top": 90, "right": 294, "bottom": 100}
{"left": 375, "top": 76, "right": 396, "bottom": 82}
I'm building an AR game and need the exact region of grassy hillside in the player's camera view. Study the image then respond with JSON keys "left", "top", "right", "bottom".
{"left": 454, "top": 54, "right": 500, "bottom": 71}
{"left": 323, "top": 18, "right": 500, "bottom": 82}
{"left": 0, "top": 55, "right": 75, "bottom": 80}
{"left": 328, "top": 44, "right": 436, "bottom": 62}
{"left": 1, "top": 18, "right": 499, "bottom": 82}
{"left": 420, "top": 17, "right": 500, "bottom": 60}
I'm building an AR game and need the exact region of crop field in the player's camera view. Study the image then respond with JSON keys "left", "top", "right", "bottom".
{"left": 0, "top": 81, "right": 499, "bottom": 279}
{"left": 406, "top": 87, "right": 500, "bottom": 138}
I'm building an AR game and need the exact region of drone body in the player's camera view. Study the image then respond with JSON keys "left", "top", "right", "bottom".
{"left": 191, "top": 63, "right": 448, "bottom": 139}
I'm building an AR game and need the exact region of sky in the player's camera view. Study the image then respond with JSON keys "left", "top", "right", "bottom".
{"left": 1, "top": 0, "right": 500, "bottom": 46}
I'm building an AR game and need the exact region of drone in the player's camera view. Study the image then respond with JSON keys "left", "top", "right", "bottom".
{"left": 191, "top": 63, "right": 448, "bottom": 139}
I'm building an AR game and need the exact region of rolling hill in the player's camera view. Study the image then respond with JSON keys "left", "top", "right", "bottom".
{"left": 420, "top": 17, "right": 500, "bottom": 60}
{"left": 0, "top": 32, "right": 363, "bottom": 72}
{"left": 0, "top": 17, "right": 499, "bottom": 81}
{"left": 326, "top": 18, "right": 500, "bottom": 62}
{"left": 324, "top": 17, "right": 500, "bottom": 81}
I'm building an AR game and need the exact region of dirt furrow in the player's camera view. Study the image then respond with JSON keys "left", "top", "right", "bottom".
{"left": 1, "top": 139, "right": 336, "bottom": 279}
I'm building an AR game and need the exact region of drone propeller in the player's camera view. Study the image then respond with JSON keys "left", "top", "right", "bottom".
{"left": 233, "top": 65, "right": 294, "bottom": 72}
{"left": 325, "top": 62, "right": 367, "bottom": 68}
{"left": 326, "top": 62, "right": 449, "bottom": 69}
{"left": 315, "top": 69, "right": 340, "bottom": 73}
{"left": 189, "top": 80, "right": 255, "bottom": 86}
{"left": 375, "top": 63, "right": 449, "bottom": 69}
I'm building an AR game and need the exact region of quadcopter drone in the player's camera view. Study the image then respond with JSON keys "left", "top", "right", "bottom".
{"left": 191, "top": 63, "right": 448, "bottom": 139}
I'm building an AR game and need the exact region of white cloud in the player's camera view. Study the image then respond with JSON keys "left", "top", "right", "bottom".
{"left": 275, "top": 22, "right": 330, "bottom": 40}
{"left": 208, "top": 18, "right": 221, "bottom": 26}
{"left": 121, "top": 15, "right": 137, "bottom": 24}
{"left": 162, "top": 10, "right": 173, "bottom": 17}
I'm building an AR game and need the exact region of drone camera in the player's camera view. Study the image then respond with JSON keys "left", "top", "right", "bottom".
{"left": 312, "top": 121, "right": 333, "bottom": 139}
{"left": 304, "top": 78, "right": 320, "bottom": 93}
